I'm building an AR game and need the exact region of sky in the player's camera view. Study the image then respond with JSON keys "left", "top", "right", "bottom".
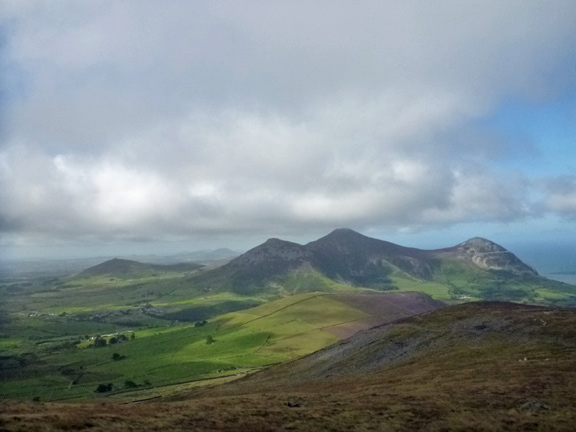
{"left": 1, "top": 1, "right": 576, "bottom": 263}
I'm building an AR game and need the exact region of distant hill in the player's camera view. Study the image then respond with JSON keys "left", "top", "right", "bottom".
{"left": 133, "top": 248, "right": 240, "bottom": 265}
{"left": 76, "top": 258, "right": 204, "bottom": 279}
{"left": 191, "top": 228, "right": 574, "bottom": 303}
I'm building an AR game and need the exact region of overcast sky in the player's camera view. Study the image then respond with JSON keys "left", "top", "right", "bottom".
{"left": 1, "top": 1, "right": 576, "bottom": 260}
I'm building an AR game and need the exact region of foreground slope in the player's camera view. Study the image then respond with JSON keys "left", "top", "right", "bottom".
{"left": 3, "top": 301, "right": 575, "bottom": 431}
{"left": 193, "top": 301, "right": 576, "bottom": 430}
{"left": 216, "top": 301, "right": 576, "bottom": 390}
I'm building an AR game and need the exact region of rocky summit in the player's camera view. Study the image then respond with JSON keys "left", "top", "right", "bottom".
{"left": 433, "top": 237, "right": 539, "bottom": 277}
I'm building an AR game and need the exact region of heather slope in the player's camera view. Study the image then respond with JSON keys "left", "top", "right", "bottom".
{"left": 214, "top": 301, "right": 576, "bottom": 392}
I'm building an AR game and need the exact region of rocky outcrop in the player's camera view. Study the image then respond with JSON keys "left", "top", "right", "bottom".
{"left": 434, "top": 237, "right": 538, "bottom": 277}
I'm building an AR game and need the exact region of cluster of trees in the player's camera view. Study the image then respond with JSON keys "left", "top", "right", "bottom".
{"left": 92, "top": 332, "right": 135, "bottom": 348}
{"left": 94, "top": 379, "right": 151, "bottom": 393}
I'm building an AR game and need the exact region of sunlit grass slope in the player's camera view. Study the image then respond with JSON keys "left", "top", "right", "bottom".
{"left": 0, "top": 291, "right": 437, "bottom": 401}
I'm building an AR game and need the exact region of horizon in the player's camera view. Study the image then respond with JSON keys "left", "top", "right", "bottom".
{"left": 1, "top": 2, "right": 576, "bottom": 269}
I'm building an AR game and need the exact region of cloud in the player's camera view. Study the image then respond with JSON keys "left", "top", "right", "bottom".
{"left": 543, "top": 176, "right": 576, "bottom": 219}
{"left": 1, "top": 1, "right": 576, "bottom": 249}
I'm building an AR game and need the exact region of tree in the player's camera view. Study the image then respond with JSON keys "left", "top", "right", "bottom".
{"left": 109, "top": 337, "right": 118, "bottom": 344}
{"left": 95, "top": 383, "right": 113, "bottom": 393}
{"left": 111, "top": 353, "right": 124, "bottom": 361}
{"left": 205, "top": 335, "right": 215, "bottom": 345}
{"left": 93, "top": 337, "right": 107, "bottom": 348}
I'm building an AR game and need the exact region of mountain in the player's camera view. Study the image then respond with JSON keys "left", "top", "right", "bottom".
{"left": 307, "top": 228, "right": 435, "bottom": 282}
{"left": 76, "top": 258, "right": 203, "bottom": 279}
{"left": 191, "top": 238, "right": 316, "bottom": 294}
{"left": 191, "top": 228, "right": 573, "bottom": 303}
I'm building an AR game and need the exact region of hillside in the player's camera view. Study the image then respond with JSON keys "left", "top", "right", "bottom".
{"left": 0, "top": 291, "right": 442, "bottom": 401}
{"left": 75, "top": 258, "right": 204, "bottom": 279}
{"left": 3, "top": 301, "right": 575, "bottom": 431}
{"left": 191, "top": 301, "right": 576, "bottom": 430}
{"left": 190, "top": 228, "right": 576, "bottom": 304}
{"left": 215, "top": 301, "right": 576, "bottom": 391}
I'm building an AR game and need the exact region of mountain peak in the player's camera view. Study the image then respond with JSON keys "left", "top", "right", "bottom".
{"left": 458, "top": 237, "right": 506, "bottom": 253}
{"left": 327, "top": 228, "right": 365, "bottom": 238}
{"left": 331, "top": 227, "right": 361, "bottom": 234}
{"left": 227, "top": 237, "right": 311, "bottom": 268}
{"left": 307, "top": 228, "right": 372, "bottom": 248}
{"left": 446, "top": 237, "right": 538, "bottom": 277}
{"left": 262, "top": 237, "right": 290, "bottom": 246}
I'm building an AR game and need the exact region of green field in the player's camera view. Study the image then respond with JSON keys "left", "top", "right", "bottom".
{"left": 0, "top": 288, "right": 377, "bottom": 401}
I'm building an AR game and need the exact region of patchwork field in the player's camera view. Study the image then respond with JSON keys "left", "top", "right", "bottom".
{"left": 0, "top": 283, "right": 440, "bottom": 402}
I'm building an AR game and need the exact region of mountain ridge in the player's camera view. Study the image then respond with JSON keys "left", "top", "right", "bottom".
{"left": 194, "top": 228, "right": 549, "bottom": 296}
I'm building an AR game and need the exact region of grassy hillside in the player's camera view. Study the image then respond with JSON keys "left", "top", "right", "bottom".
{"left": 0, "top": 290, "right": 440, "bottom": 402}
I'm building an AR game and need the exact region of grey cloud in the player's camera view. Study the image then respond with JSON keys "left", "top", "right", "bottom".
{"left": 5, "top": 1, "right": 576, "bottom": 150}
{"left": 1, "top": 1, "right": 576, "bottom": 248}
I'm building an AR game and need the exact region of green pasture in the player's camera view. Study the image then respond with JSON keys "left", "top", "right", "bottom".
{"left": 0, "top": 292, "right": 371, "bottom": 401}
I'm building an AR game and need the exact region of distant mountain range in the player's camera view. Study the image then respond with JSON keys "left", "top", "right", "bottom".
{"left": 73, "top": 228, "right": 574, "bottom": 305}
{"left": 191, "top": 228, "right": 559, "bottom": 299}
{"left": 1, "top": 248, "right": 238, "bottom": 279}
